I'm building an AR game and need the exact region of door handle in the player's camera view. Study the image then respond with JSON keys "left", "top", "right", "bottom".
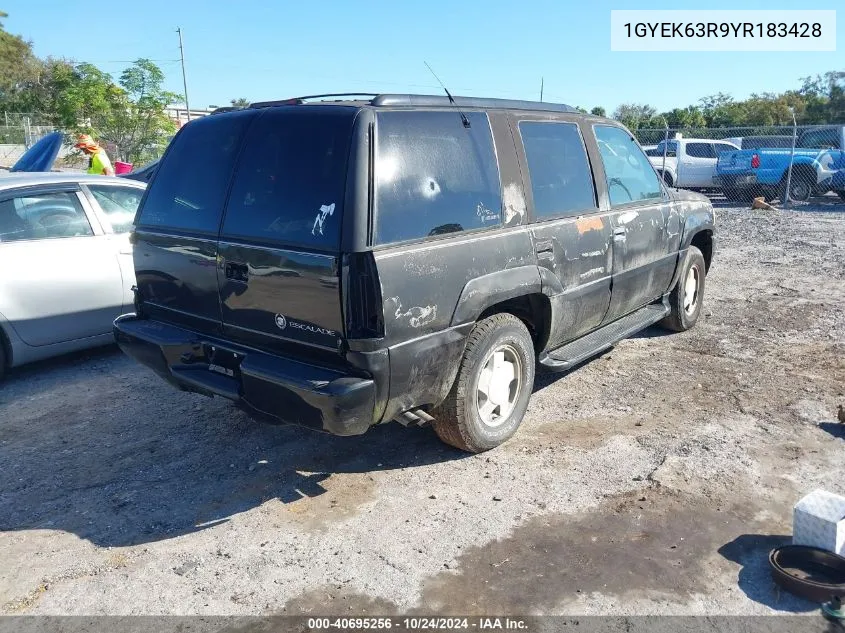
{"left": 613, "top": 227, "right": 627, "bottom": 240}
{"left": 224, "top": 261, "right": 249, "bottom": 283}
{"left": 535, "top": 239, "right": 554, "bottom": 254}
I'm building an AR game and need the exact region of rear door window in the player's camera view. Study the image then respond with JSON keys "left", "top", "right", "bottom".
{"left": 137, "top": 111, "right": 253, "bottom": 233}
{"left": 375, "top": 111, "right": 501, "bottom": 245}
{"left": 220, "top": 107, "right": 355, "bottom": 249}
{"left": 686, "top": 143, "right": 716, "bottom": 159}
{"left": 88, "top": 185, "right": 144, "bottom": 233}
{"left": 518, "top": 121, "right": 596, "bottom": 219}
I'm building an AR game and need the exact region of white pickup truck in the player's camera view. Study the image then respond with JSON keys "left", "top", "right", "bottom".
{"left": 646, "top": 138, "right": 740, "bottom": 189}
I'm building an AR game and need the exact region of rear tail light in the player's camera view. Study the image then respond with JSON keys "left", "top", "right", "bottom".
{"left": 751, "top": 153, "right": 760, "bottom": 169}
{"left": 344, "top": 253, "right": 384, "bottom": 339}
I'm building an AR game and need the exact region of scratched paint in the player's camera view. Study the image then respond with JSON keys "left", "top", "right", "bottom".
{"left": 575, "top": 216, "right": 604, "bottom": 234}
{"left": 502, "top": 183, "right": 526, "bottom": 225}
{"left": 390, "top": 298, "right": 438, "bottom": 328}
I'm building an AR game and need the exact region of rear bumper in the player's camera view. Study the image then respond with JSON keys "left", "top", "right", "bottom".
{"left": 718, "top": 173, "right": 758, "bottom": 187}
{"left": 113, "top": 315, "right": 375, "bottom": 436}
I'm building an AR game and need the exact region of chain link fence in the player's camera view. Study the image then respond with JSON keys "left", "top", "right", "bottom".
{"left": 634, "top": 124, "right": 845, "bottom": 205}
{"left": 1, "top": 111, "right": 176, "bottom": 171}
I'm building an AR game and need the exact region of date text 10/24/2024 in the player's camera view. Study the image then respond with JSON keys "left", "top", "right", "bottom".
{"left": 306, "top": 617, "right": 529, "bottom": 630}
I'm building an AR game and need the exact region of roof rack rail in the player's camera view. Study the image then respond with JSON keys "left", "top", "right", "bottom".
{"left": 250, "top": 93, "right": 380, "bottom": 108}
{"left": 247, "top": 93, "right": 581, "bottom": 115}
{"left": 370, "top": 94, "right": 578, "bottom": 114}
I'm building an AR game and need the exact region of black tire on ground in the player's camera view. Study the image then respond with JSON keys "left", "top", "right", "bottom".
{"left": 781, "top": 174, "right": 813, "bottom": 203}
{"left": 660, "top": 246, "right": 706, "bottom": 333}
{"left": 432, "top": 313, "right": 535, "bottom": 453}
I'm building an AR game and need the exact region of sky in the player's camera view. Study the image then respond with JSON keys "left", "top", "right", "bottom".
{"left": 3, "top": 0, "right": 843, "bottom": 115}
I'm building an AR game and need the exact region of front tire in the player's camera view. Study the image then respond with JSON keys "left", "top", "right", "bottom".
{"left": 661, "top": 246, "right": 706, "bottom": 333}
{"left": 432, "top": 313, "right": 535, "bottom": 453}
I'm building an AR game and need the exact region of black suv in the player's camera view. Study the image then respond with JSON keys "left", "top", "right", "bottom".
{"left": 115, "top": 93, "right": 714, "bottom": 453}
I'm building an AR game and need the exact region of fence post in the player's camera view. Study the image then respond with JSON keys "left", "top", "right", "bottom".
{"left": 783, "top": 109, "right": 798, "bottom": 207}
{"left": 662, "top": 123, "right": 669, "bottom": 186}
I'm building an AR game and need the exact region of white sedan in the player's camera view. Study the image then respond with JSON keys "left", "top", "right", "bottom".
{"left": 0, "top": 173, "right": 146, "bottom": 377}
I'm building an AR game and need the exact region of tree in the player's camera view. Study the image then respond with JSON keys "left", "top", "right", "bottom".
{"left": 661, "top": 106, "right": 706, "bottom": 130}
{"left": 93, "top": 59, "right": 181, "bottom": 164}
{"left": 612, "top": 103, "right": 658, "bottom": 129}
{"left": 0, "top": 11, "right": 42, "bottom": 112}
{"left": 699, "top": 93, "right": 747, "bottom": 127}
{"left": 230, "top": 97, "right": 249, "bottom": 107}
{"left": 590, "top": 106, "right": 606, "bottom": 117}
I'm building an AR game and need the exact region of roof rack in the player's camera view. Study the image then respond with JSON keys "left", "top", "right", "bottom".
{"left": 247, "top": 93, "right": 578, "bottom": 114}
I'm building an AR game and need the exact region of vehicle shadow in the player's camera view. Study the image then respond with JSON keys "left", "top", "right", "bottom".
{"left": 0, "top": 354, "right": 466, "bottom": 548}
{"left": 718, "top": 533, "right": 818, "bottom": 613}
{"left": 818, "top": 422, "right": 845, "bottom": 440}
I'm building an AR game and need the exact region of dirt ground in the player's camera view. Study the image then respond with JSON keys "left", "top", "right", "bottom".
{"left": 1, "top": 195, "right": 843, "bottom": 617}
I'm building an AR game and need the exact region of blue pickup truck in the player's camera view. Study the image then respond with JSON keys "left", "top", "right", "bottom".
{"left": 716, "top": 125, "right": 845, "bottom": 202}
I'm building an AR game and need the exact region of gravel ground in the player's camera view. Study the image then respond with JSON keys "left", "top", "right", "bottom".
{"left": 1, "top": 195, "right": 843, "bottom": 617}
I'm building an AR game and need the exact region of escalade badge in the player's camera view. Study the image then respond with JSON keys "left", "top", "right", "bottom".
{"left": 274, "top": 314, "right": 287, "bottom": 330}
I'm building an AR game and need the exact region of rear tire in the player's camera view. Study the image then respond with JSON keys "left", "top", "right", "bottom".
{"left": 781, "top": 174, "right": 813, "bottom": 203}
{"left": 432, "top": 313, "right": 535, "bottom": 453}
{"left": 661, "top": 246, "right": 706, "bottom": 333}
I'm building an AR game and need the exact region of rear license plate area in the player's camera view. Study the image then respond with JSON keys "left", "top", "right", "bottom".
{"left": 203, "top": 344, "right": 243, "bottom": 378}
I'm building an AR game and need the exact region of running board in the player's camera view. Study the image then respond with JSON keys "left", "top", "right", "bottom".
{"left": 538, "top": 301, "right": 670, "bottom": 372}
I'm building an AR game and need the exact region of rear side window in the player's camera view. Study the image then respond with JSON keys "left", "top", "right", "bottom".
{"left": 221, "top": 108, "right": 355, "bottom": 249}
{"left": 687, "top": 143, "right": 715, "bottom": 159}
{"left": 89, "top": 185, "right": 143, "bottom": 233}
{"left": 518, "top": 121, "right": 596, "bottom": 219}
{"left": 375, "top": 111, "right": 501, "bottom": 245}
{"left": 138, "top": 111, "right": 253, "bottom": 233}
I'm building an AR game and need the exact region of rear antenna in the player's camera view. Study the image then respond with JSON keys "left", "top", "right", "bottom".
{"left": 424, "top": 61, "right": 470, "bottom": 128}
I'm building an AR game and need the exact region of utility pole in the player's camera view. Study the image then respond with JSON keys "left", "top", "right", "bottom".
{"left": 540, "top": 77, "right": 544, "bottom": 103}
{"left": 177, "top": 27, "right": 191, "bottom": 124}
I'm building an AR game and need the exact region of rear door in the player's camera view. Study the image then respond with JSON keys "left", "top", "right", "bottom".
{"left": 678, "top": 142, "right": 716, "bottom": 187}
{"left": 216, "top": 107, "right": 357, "bottom": 355}
{"left": 513, "top": 116, "right": 613, "bottom": 347}
{"left": 84, "top": 182, "right": 146, "bottom": 312}
{"left": 133, "top": 110, "right": 255, "bottom": 335}
{"left": 0, "top": 186, "right": 124, "bottom": 345}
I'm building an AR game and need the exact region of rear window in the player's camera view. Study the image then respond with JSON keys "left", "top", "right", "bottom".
{"left": 375, "top": 111, "right": 501, "bottom": 245}
{"left": 137, "top": 111, "right": 253, "bottom": 233}
{"left": 220, "top": 108, "right": 355, "bottom": 249}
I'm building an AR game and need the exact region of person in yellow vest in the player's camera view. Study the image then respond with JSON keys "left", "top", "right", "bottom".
{"left": 75, "top": 134, "right": 115, "bottom": 176}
